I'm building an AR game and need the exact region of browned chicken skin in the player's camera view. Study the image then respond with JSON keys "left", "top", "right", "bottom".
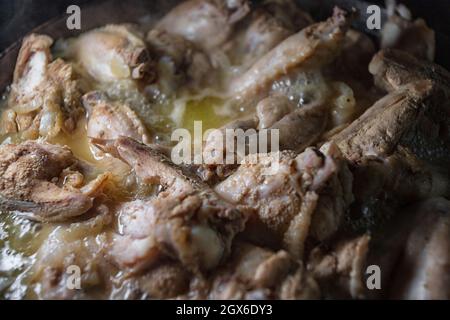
{"left": 224, "top": 0, "right": 313, "bottom": 67}
{"left": 333, "top": 80, "right": 450, "bottom": 169}
{"left": 201, "top": 95, "right": 328, "bottom": 182}
{"left": 333, "top": 80, "right": 450, "bottom": 229}
{"left": 269, "top": 103, "right": 328, "bottom": 152}
{"left": 83, "top": 91, "right": 151, "bottom": 146}
{"left": 93, "top": 137, "right": 247, "bottom": 273}
{"left": 369, "top": 49, "right": 450, "bottom": 93}
{"left": 137, "top": 262, "right": 191, "bottom": 299}
{"left": 308, "top": 234, "right": 370, "bottom": 299}
{"left": 1, "top": 34, "right": 84, "bottom": 139}
{"left": 215, "top": 142, "right": 353, "bottom": 258}
{"left": 205, "top": 242, "right": 320, "bottom": 300}
{"left": 367, "top": 50, "right": 450, "bottom": 172}
{"left": 229, "top": 7, "right": 352, "bottom": 99}
{"left": 0, "top": 141, "right": 109, "bottom": 222}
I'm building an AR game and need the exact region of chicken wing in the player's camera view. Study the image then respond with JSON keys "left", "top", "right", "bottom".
{"left": 93, "top": 137, "right": 247, "bottom": 273}
{"left": 1, "top": 34, "right": 84, "bottom": 140}
{"left": 0, "top": 141, "right": 109, "bottom": 222}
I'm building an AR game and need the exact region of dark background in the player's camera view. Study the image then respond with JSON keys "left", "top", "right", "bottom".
{"left": 0, "top": 0, "right": 92, "bottom": 51}
{"left": 0, "top": 0, "right": 449, "bottom": 66}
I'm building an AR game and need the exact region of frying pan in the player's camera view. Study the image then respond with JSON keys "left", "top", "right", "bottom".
{"left": 0, "top": 0, "right": 449, "bottom": 91}
{"left": 0, "top": 0, "right": 448, "bottom": 300}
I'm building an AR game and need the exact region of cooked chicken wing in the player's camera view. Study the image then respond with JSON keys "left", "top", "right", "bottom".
{"left": 68, "top": 25, "right": 153, "bottom": 83}
{"left": 308, "top": 235, "right": 370, "bottom": 299}
{"left": 93, "top": 137, "right": 247, "bottom": 273}
{"left": 269, "top": 103, "right": 328, "bottom": 152}
{"left": 333, "top": 80, "right": 450, "bottom": 215}
{"left": 83, "top": 91, "right": 150, "bottom": 147}
{"left": 229, "top": 7, "right": 352, "bottom": 99}
{"left": 202, "top": 95, "right": 327, "bottom": 173}
{"left": 224, "top": 0, "right": 313, "bottom": 67}
{"left": 156, "top": 0, "right": 250, "bottom": 51}
{"left": 334, "top": 81, "right": 450, "bottom": 169}
{"left": 369, "top": 49, "right": 450, "bottom": 93}
{"left": 1, "top": 34, "right": 84, "bottom": 140}
{"left": 206, "top": 242, "right": 320, "bottom": 299}
{"left": 256, "top": 95, "right": 296, "bottom": 129}
{"left": 215, "top": 142, "right": 353, "bottom": 258}
{"left": 202, "top": 116, "right": 258, "bottom": 167}
{"left": 0, "top": 141, "right": 109, "bottom": 222}
{"left": 137, "top": 262, "right": 191, "bottom": 299}
{"left": 146, "top": 29, "right": 215, "bottom": 94}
